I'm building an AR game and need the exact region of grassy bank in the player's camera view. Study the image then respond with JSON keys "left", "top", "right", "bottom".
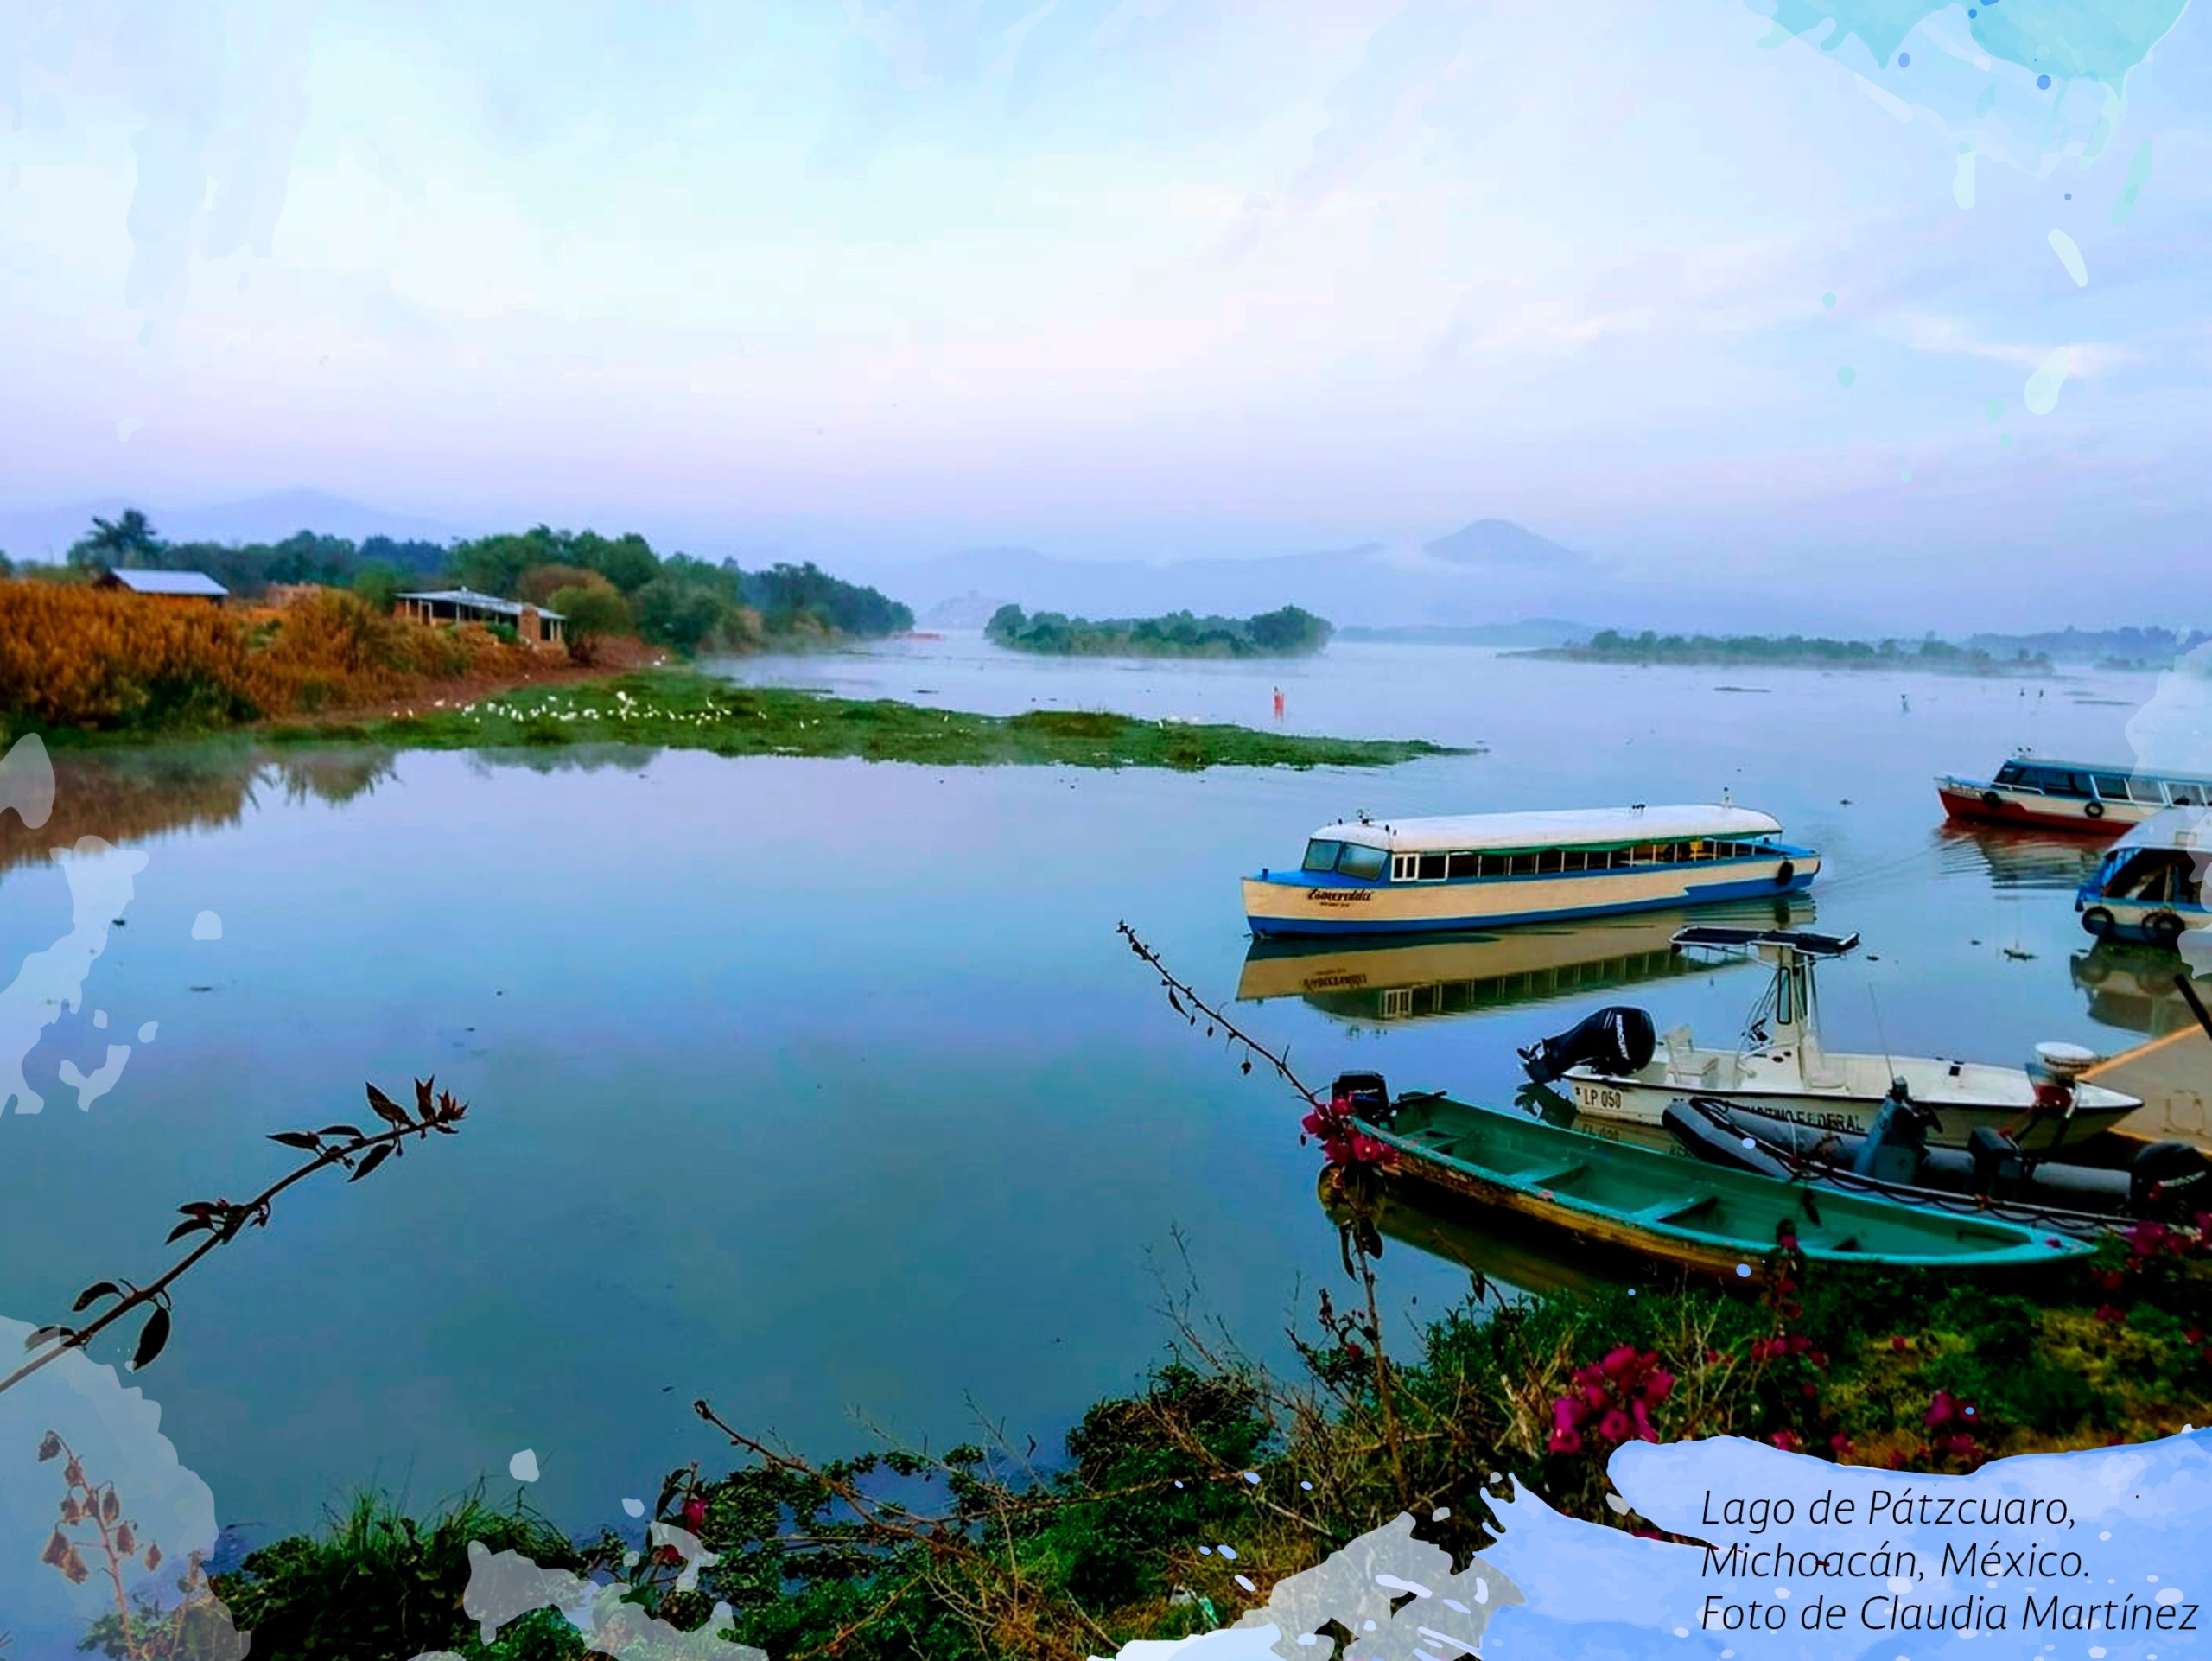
{"left": 259, "top": 668, "right": 1464, "bottom": 769}
{"left": 175, "top": 1218, "right": 2212, "bottom": 1661}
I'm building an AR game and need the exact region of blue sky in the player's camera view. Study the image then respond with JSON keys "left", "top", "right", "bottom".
{"left": 0, "top": 0, "right": 2205, "bottom": 623}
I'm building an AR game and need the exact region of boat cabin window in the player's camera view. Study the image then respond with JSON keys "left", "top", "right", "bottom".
{"left": 1335, "top": 843, "right": 1387, "bottom": 880}
{"left": 2015, "top": 766, "right": 2086, "bottom": 797}
{"left": 1367, "top": 832, "right": 1771, "bottom": 881}
{"left": 1303, "top": 839, "right": 1342, "bottom": 873}
{"left": 2100, "top": 848, "right": 2202, "bottom": 903}
{"left": 1995, "top": 761, "right": 2025, "bottom": 786}
{"left": 2171, "top": 781, "right": 2210, "bottom": 807}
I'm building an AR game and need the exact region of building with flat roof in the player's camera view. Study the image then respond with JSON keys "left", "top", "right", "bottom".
{"left": 395, "top": 588, "right": 565, "bottom": 648}
{"left": 96, "top": 569, "right": 228, "bottom": 601}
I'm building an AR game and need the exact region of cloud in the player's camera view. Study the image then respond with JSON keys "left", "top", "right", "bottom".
{"left": 1879, "top": 312, "right": 2136, "bottom": 376}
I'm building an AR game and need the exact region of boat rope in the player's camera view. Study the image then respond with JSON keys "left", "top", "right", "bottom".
{"left": 1684, "top": 1099, "right": 2126, "bottom": 1238}
{"left": 1117, "top": 923, "right": 1322, "bottom": 1105}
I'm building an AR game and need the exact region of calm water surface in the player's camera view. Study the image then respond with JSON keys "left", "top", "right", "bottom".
{"left": 0, "top": 639, "right": 2192, "bottom": 1536}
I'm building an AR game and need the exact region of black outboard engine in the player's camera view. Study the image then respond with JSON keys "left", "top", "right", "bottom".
{"left": 1330, "top": 1072, "right": 1392, "bottom": 1120}
{"left": 1967, "top": 1125, "right": 2030, "bottom": 1199}
{"left": 1518, "top": 1007, "right": 1656, "bottom": 1085}
{"left": 2129, "top": 1141, "right": 2211, "bottom": 1221}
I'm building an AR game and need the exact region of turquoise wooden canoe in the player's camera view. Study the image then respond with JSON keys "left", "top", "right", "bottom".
{"left": 1350, "top": 1085, "right": 2094, "bottom": 1276}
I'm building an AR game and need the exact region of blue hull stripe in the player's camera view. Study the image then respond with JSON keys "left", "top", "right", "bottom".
{"left": 1247, "top": 873, "right": 1819, "bottom": 937}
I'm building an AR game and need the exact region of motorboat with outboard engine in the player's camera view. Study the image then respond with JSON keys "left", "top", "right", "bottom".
{"left": 1664, "top": 1085, "right": 2209, "bottom": 1238}
{"left": 1518, "top": 926, "right": 2142, "bottom": 1149}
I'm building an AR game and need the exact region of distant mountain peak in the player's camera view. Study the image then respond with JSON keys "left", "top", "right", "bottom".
{"left": 1420, "top": 518, "right": 1591, "bottom": 570}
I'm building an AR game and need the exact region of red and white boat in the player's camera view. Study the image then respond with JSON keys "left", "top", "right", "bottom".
{"left": 1936, "top": 754, "right": 2212, "bottom": 835}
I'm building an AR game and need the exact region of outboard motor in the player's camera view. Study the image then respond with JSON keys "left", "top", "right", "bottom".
{"left": 2129, "top": 1141, "right": 2211, "bottom": 1221}
{"left": 1966, "top": 1125, "right": 2030, "bottom": 1200}
{"left": 1330, "top": 1072, "right": 1392, "bottom": 1120}
{"left": 1850, "top": 1078, "right": 1937, "bottom": 1186}
{"left": 1518, "top": 1006, "right": 1656, "bottom": 1085}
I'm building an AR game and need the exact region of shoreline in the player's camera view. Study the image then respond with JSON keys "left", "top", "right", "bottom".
{"left": 1512, "top": 646, "right": 2055, "bottom": 677}
{"left": 22, "top": 665, "right": 1467, "bottom": 771}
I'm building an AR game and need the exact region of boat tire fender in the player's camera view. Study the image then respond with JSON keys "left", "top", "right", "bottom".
{"left": 2147, "top": 911, "right": 2186, "bottom": 946}
{"left": 1981, "top": 790, "right": 2005, "bottom": 811}
{"left": 2082, "top": 906, "right": 2116, "bottom": 938}
{"left": 2131, "top": 1140, "right": 2210, "bottom": 1219}
{"left": 1774, "top": 859, "right": 1796, "bottom": 887}
{"left": 2085, "top": 799, "right": 2107, "bottom": 820}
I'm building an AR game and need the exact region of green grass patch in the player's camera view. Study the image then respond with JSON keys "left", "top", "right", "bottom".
{"left": 325, "top": 668, "right": 1466, "bottom": 770}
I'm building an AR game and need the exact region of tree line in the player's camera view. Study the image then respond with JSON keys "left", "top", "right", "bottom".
{"left": 985, "top": 602, "right": 1333, "bottom": 658}
{"left": 9, "top": 511, "right": 913, "bottom": 657}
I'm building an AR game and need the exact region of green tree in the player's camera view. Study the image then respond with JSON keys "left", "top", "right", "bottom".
{"left": 549, "top": 582, "right": 632, "bottom": 664}
{"left": 350, "top": 560, "right": 408, "bottom": 612}
{"left": 68, "top": 508, "right": 164, "bottom": 569}
{"left": 632, "top": 575, "right": 738, "bottom": 653}
{"left": 516, "top": 563, "right": 602, "bottom": 607}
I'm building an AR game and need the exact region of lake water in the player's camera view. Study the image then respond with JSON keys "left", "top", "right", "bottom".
{"left": 1, "top": 638, "right": 2200, "bottom": 1540}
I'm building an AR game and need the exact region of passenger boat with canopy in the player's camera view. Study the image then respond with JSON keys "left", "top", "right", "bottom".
{"left": 2075, "top": 807, "right": 2212, "bottom": 945}
{"left": 1518, "top": 926, "right": 2143, "bottom": 1148}
{"left": 1937, "top": 754, "right": 2212, "bottom": 833}
{"left": 1241, "top": 805, "right": 1816, "bottom": 939}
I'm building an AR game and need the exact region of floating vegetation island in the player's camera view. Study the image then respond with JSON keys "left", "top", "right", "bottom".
{"left": 265, "top": 668, "right": 1466, "bottom": 771}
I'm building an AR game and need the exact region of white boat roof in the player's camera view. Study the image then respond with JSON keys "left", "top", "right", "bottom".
{"left": 1313, "top": 805, "right": 1783, "bottom": 854}
{"left": 2110, "top": 805, "right": 2212, "bottom": 852}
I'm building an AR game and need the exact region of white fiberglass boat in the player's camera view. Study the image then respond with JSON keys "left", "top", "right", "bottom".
{"left": 1518, "top": 926, "right": 2142, "bottom": 1149}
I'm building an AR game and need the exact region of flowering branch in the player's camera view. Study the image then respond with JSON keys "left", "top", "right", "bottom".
{"left": 1117, "top": 922, "right": 1319, "bottom": 1104}
{"left": 1, "top": 1078, "right": 467, "bottom": 1399}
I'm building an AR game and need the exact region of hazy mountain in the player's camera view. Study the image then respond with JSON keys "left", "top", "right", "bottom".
{"left": 1337, "top": 619, "right": 1598, "bottom": 646}
{"left": 920, "top": 589, "right": 1019, "bottom": 628}
{"left": 0, "top": 490, "right": 467, "bottom": 561}
{"left": 1421, "top": 519, "right": 1592, "bottom": 570}
{"left": 883, "top": 519, "right": 1598, "bottom": 631}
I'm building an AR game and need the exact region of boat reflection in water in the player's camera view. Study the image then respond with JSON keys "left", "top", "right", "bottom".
{"left": 1316, "top": 1167, "right": 1637, "bottom": 1301}
{"left": 1934, "top": 823, "right": 2107, "bottom": 894}
{"left": 1316, "top": 1083, "right": 1695, "bottom": 1300}
{"left": 2072, "top": 942, "right": 2212, "bottom": 1039}
{"left": 1237, "top": 901, "right": 1805, "bottom": 1027}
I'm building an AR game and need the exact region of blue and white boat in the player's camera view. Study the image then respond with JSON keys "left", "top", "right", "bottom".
{"left": 2075, "top": 807, "right": 2211, "bottom": 946}
{"left": 1243, "top": 805, "right": 1817, "bottom": 938}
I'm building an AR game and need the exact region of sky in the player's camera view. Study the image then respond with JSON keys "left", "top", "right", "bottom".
{"left": 0, "top": 0, "right": 2206, "bottom": 626}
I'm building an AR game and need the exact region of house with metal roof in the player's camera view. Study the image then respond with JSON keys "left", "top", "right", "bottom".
{"left": 96, "top": 569, "right": 228, "bottom": 601}
{"left": 395, "top": 588, "right": 566, "bottom": 648}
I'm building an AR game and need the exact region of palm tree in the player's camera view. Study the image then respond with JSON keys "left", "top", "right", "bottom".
{"left": 68, "top": 508, "right": 164, "bottom": 569}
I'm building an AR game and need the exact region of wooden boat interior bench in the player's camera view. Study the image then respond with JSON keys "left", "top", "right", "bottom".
{"left": 1631, "top": 1193, "right": 1721, "bottom": 1226}
{"left": 1356, "top": 1080, "right": 2094, "bottom": 1270}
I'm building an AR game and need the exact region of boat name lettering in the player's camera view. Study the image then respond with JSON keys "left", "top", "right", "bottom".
{"left": 1573, "top": 1083, "right": 1626, "bottom": 1115}
{"left": 1779, "top": 1108, "right": 1862, "bottom": 1131}
{"left": 1307, "top": 889, "right": 1374, "bottom": 906}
